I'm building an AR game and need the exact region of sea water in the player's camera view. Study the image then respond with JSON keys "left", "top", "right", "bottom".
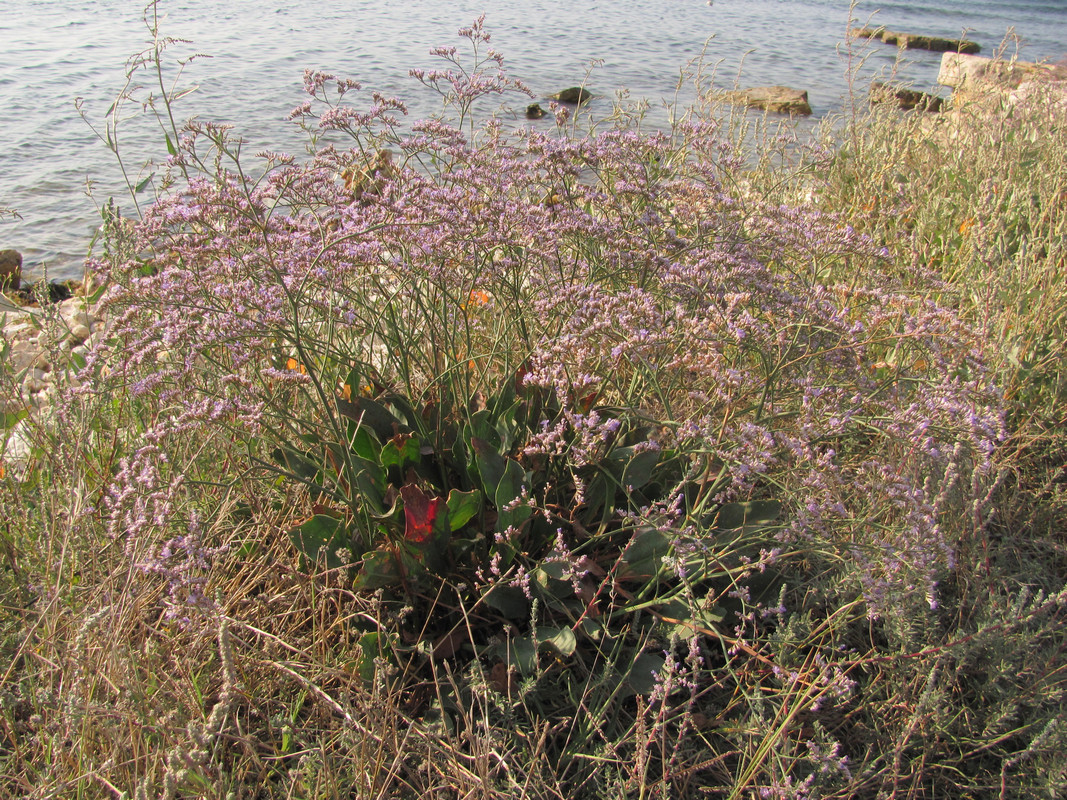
{"left": 2, "top": 0, "right": 1064, "bottom": 280}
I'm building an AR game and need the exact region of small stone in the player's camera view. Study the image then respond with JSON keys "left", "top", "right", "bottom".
{"left": 0, "top": 249, "right": 22, "bottom": 292}
{"left": 526, "top": 103, "right": 546, "bottom": 119}
{"left": 24, "top": 369, "right": 51, "bottom": 394}
{"left": 67, "top": 323, "right": 91, "bottom": 345}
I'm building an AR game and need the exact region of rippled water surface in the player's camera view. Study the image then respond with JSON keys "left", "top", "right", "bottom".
{"left": 2, "top": 0, "right": 1065, "bottom": 279}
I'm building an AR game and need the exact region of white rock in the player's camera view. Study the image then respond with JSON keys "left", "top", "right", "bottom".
{"left": 67, "top": 323, "right": 92, "bottom": 346}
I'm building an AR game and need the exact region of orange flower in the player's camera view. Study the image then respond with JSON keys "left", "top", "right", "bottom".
{"left": 285, "top": 357, "right": 307, "bottom": 374}
{"left": 468, "top": 289, "right": 490, "bottom": 307}
{"left": 958, "top": 218, "right": 976, "bottom": 236}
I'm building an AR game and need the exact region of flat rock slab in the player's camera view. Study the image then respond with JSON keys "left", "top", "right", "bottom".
{"left": 853, "top": 27, "right": 980, "bottom": 54}
{"left": 721, "top": 86, "right": 812, "bottom": 115}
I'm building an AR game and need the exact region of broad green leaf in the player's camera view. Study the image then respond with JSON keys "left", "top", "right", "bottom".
{"left": 381, "top": 432, "right": 421, "bottom": 473}
{"left": 2, "top": 410, "right": 29, "bottom": 430}
{"left": 165, "top": 131, "right": 177, "bottom": 156}
{"left": 337, "top": 395, "right": 408, "bottom": 440}
{"left": 467, "top": 409, "right": 502, "bottom": 452}
{"left": 288, "top": 514, "right": 351, "bottom": 571}
{"left": 621, "top": 527, "right": 671, "bottom": 580}
{"left": 626, "top": 652, "right": 666, "bottom": 697}
{"left": 273, "top": 446, "right": 328, "bottom": 491}
{"left": 539, "top": 627, "right": 577, "bottom": 657}
{"left": 348, "top": 424, "right": 380, "bottom": 463}
{"left": 353, "top": 548, "right": 403, "bottom": 591}
{"left": 655, "top": 597, "right": 726, "bottom": 638}
{"left": 446, "top": 488, "right": 482, "bottom": 531}
{"left": 712, "top": 500, "right": 782, "bottom": 531}
{"left": 353, "top": 632, "right": 392, "bottom": 683}
{"left": 502, "top": 636, "right": 538, "bottom": 675}
{"left": 471, "top": 436, "right": 506, "bottom": 498}
{"left": 495, "top": 457, "right": 531, "bottom": 533}
{"left": 622, "top": 448, "right": 660, "bottom": 492}
{"left": 483, "top": 584, "right": 529, "bottom": 619}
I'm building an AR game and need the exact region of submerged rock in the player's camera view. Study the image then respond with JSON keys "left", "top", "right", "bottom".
{"left": 7, "top": 279, "right": 81, "bottom": 307}
{"left": 526, "top": 103, "right": 547, "bottom": 119}
{"left": 721, "top": 86, "right": 812, "bottom": 115}
{"left": 550, "top": 87, "right": 592, "bottom": 105}
{"left": 0, "top": 249, "right": 22, "bottom": 291}
{"left": 870, "top": 82, "right": 945, "bottom": 112}
{"left": 852, "top": 26, "right": 980, "bottom": 54}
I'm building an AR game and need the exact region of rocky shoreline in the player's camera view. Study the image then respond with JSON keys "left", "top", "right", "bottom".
{"left": 1, "top": 261, "right": 104, "bottom": 467}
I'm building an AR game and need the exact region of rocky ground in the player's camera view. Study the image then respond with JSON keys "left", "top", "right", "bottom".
{"left": 1, "top": 289, "right": 104, "bottom": 467}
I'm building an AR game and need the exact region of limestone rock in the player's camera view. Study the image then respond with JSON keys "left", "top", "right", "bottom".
{"left": 0, "top": 249, "right": 22, "bottom": 291}
{"left": 722, "top": 86, "right": 812, "bottom": 115}
{"left": 939, "top": 53, "right": 1067, "bottom": 110}
{"left": 550, "top": 87, "right": 592, "bottom": 105}
{"left": 940, "top": 52, "right": 1040, "bottom": 94}
{"left": 870, "top": 82, "right": 945, "bottom": 112}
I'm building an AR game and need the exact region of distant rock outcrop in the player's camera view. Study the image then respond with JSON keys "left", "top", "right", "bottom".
{"left": 853, "top": 27, "right": 980, "bottom": 55}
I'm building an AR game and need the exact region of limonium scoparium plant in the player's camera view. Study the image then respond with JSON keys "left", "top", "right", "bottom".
{"left": 87, "top": 17, "right": 1003, "bottom": 632}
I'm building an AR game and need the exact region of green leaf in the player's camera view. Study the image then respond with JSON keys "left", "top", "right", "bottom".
{"left": 165, "top": 131, "right": 177, "bottom": 156}
{"left": 446, "top": 488, "right": 482, "bottom": 531}
{"left": 352, "top": 548, "right": 404, "bottom": 591}
{"left": 711, "top": 500, "right": 782, "bottom": 531}
{"left": 381, "top": 432, "right": 421, "bottom": 474}
{"left": 625, "top": 652, "right": 666, "bottom": 697}
{"left": 483, "top": 584, "right": 529, "bottom": 619}
{"left": 622, "top": 448, "right": 660, "bottom": 492}
{"left": 337, "top": 395, "right": 408, "bottom": 440}
{"left": 134, "top": 173, "right": 155, "bottom": 194}
{"left": 621, "top": 527, "right": 671, "bottom": 580}
{"left": 655, "top": 597, "right": 725, "bottom": 638}
{"left": 273, "top": 446, "right": 328, "bottom": 490}
{"left": 288, "top": 514, "right": 351, "bottom": 571}
{"left": 467, "top": 409, "right": 502, "bottom": 452}
{"left": 353, "top": 632, "right": 392, "bottom": 683}
{"left": 503, "top": 636, "right": 538, "bottom": 675}
{"left": 495, "top": 457, "right": 531, "bottom": 533}
{"left": 2, "top": 410, "right": 29, "bottom": 430}
{"left": 471, "top": 436, "right": 506, "bottom": 498}
{"left": 539, "top": 627, "right": 577, "bottom": 657}
{"left": 348, "top": 424, "right": 380, "bottom": 463}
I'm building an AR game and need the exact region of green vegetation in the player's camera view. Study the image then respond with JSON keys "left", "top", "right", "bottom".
{"left": 1, "top": 15, "right": 1064, "bottom": 799}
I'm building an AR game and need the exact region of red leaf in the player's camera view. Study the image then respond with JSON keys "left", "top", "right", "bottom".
{"left": 400, "top": 484, "right": 442, "bottom": 543}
